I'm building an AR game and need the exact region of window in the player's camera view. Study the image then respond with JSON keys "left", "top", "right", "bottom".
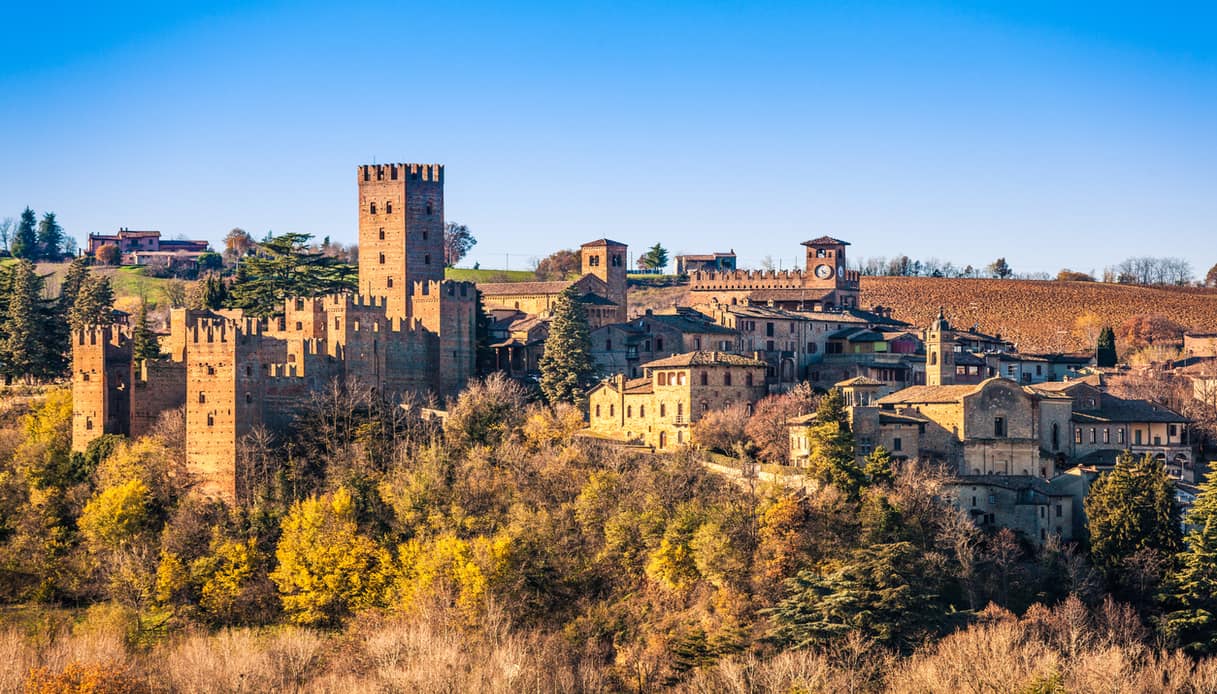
{"left": 207, "top": 414, "right": 214, "bottom": 427}
{"left": 724, "top": 372, "right": 732, "bottom": 386}
{"left": 660, "top": 404, "right": 666, "bottom": 417}
{"left": 1090, "top": 428, "right": 1096, "bottom": 444}
{"left": 424, "top": 254, "right": 431, "bottom": 265}
{"left": 766, "top": 322, "right": 775, "bottom": 337}
{"left": 700, "top": 372, "right": 708, "bottom": 386}
{"left": 86, "top": 418, "right": 93, "bottom": 431}
{"left": 612, "top": 254, "right": 622, "bottom": 266}
{"left": 606, "top": 339, "right": 612, "bottom": 350}
{"left": 370, "top": 202, "right": 377, "bottom": 214}
{"left": 82, "top": 372, "right": 90, "bottom": 381}
{"left": 379, "top": 252, "right": 385, "bottom": 265}
{"left": 422, "top": 230, "right": 428, "bottom": 240}
{"left": 426, "top": 201, "right": 433, "bottom": 215}
{"left": 588, "top": 255, "right": 600, "bottom": 267}
{"left": 1103, "top": 428, "right": 1110, "bottom": 444}
{"left": 609, "top": 404, "right": 615, "bottom": 417}
{"left": 893, "top": 437, "right": 902, "bottom": 451}
{"left": 639, "top": 405, "right": 645, "bottom": 417}
{"left": 387, "top": 277, "right": 393, "bottom": 288}
{"left": 745, "top": 373, "right": 754, "bottom": 386}
{"left": 658, "top": 373, "right": 667, "bottom": 386}
{"left": 994, "top": 416, "right": 1006, "bottom": 437}
{"left": 1075, "top": 427, "right": 1083, "bottom": 444}
{"left": 595, "top": 405, "right": 601, "bottom": 417}
{"left": 1051, "top": 423, "right": 1060, "bottom": 451}
{"left": 1118, "top": 429, "right": 1125, "bottom": 444}
{"left": 971, "top": 495, "right": 977, "bottom": 507}
{"left": 386, "top": 201, "right": 392, "bottom": 214}
{"left": 1056, "top": 504, "right": 1063, "bottom": 518}
{"left": 677, "top": 403, "right": 683, "bottom": 419}
{"left": 1170, "top": 424, "right": 1179, "bottom": 437}
{"left": 767, "top": 340, "right": 775, "bottom": 351}
{"left": 379, "top": 228, "right": 385, "bottom": 240}
{"left": 790, "top": 322, "right": 796, "bottom": 333}
{"left": 808, "top": 342, "right": 817, "bottom": 353}
{"left": 207, "top": 365, "right": 215, "bottom": 375}
{"left": 245, "top": 393, "right": 252, "bottom": 404}
{"left": 627, "top": 405, "right": 632, "bottom": 418}
{"left": 656, "top": 337, "right": 664, "bottom": 351}
{"left": 295, "top": 321, "right": 303, "bottom": 331}
{"left": 1135, "top": 429, "right": 1143, "bottom": 445}
{"left": 702, "top": 401, "right": 709, "bottom": 413}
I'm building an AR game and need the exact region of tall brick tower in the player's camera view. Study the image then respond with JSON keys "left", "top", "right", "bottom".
{"left": 358, "top": 163, "right": 445, "bottom": 319}
{"left": 926, "top": 308, "right": 956, "bottom": 387}
{"left": 801, "top": 236, "right": 860, "bottom": 309}
{"left": 71, "top": 325, "right": 133, "bottom": 451}
{"left": 580, "top": 239, "right": 628, "bottom": 322}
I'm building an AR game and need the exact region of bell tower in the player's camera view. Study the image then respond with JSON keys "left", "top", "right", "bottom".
{"left": 926, "top": 308, "right": 956, "bottom": 386}
{"left": 580, "top": 238, "right": 628, "bottom": 322}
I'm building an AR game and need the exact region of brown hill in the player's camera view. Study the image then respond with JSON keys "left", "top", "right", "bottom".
{"left": 861, "top": 277, "right": 1217, "bottom": 353}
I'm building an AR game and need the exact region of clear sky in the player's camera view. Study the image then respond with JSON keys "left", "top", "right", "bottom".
{"left": 1, "top": 1, "right": 1214, "bottom": 275}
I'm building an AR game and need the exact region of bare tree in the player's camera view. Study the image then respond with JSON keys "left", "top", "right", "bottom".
{"left": 0, "top": 217, "right": 12, "bottom": 254}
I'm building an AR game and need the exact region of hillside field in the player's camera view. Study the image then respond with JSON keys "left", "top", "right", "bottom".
{"left": 862, "top": 277, "right": 1217, "bottom": 353}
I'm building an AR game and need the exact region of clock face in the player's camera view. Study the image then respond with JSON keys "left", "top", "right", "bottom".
{"left": 815, "top": 263, "right": 834, "bottom": 280}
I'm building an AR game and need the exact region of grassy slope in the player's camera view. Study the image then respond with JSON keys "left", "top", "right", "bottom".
{"left": 444, "top": 267, "right": 536, "bottom": 283}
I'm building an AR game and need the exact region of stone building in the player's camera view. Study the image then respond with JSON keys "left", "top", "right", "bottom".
{"left": 477, "top": 239, "right": 628, "bottom": 328}
{"left": 586, "top": 351, "right": 767, "bottom": 450}
{"left": 688, "top": 236, "right": 860, "bottom": 310}
{"left": 942, "top": 476, "right": 1077, "bottom": 546}
{"left": 675, "top": 251, "right": 736, "bottom": 275}
{"left": 589, "top": 309, "right": 739, "bottom": 379}
{"left": 87, "top": 228, "right": 211, "bottom": 268}
{"left": 73, "top": 162, "right": 477, "bottom": 502}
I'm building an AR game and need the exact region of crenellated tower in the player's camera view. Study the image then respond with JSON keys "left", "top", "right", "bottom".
{"left": 358, "top": 163, "right": 445, "bottom": 319}
{"left": 72, "top": 325, "right": 134, "bottom": 451}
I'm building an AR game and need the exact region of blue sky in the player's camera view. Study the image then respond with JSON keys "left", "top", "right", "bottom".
{"left": 1, "top": 1, "right": 1214, "bottom": 275}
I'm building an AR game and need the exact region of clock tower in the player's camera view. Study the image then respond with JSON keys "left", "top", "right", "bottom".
{"left": 801, "top": 236, "right": 859, "bottom": 309}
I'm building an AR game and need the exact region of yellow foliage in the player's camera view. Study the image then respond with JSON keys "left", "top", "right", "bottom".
{"left": 521, "top": 403, "right": 586, "bottom": 451}
{"left": 154, "top": 551, "right": 189, "bottom": 606}
{"left": 394, "top": 533, "right": 510, "bottom": 622}
{"left": 24, "top": 662, "right": 148, "bottom": 694}
{"left": 270, "top": 487, "right": 393, "bottom": 625}
{"left": 78, "top": 480, "right": 153, "bottom": 551}
{"left": 199, "top": 538, "right": 260, "bottom": 620}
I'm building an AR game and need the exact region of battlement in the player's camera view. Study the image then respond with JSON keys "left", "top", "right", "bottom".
{"left": 690, "top": 268, "right": 810, "bottom": 290}
{"left": 358, "top": 163, "right": 443, "bottom": 184}
{"left": 74, "top": 324, "right": 131, "bottom": 350}
{"left": 323, "top": 293, "right": 387, "bottom": 310}
{"left": 411, "top": 279, "right": 476, "bottom": 299}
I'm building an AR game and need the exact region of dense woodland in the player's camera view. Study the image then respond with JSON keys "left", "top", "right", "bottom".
{"left": 1, "top": 373, "right": 1217, "bottom": 691}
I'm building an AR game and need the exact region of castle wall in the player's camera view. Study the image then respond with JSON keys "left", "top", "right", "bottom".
{"left": 71, "top": 326, "right": 133, "bottom": 452}
{"left": 131, "top": 359, "right": 186, "bottom": 439}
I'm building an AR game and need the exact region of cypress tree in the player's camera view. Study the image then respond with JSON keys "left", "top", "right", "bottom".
{"left": 1162, "top": 471, "right": 1217, "bottom": 654}
{"left": 225, "top": 233, "right": 356, "bottom": 317}
{"left": 1096, "top": 326, "right": 1118, "bottom": 367}
{"left": 539, "top": 286, "right": 593, "bottom": 406}
{"left": 11, "top": 207, "right": 38, "bottom": 260}
{"left": 36, "top": 212, "right": 64, "bottom": 261}
{"left": 132, "top": 301, "right": 161, "bottom": 361}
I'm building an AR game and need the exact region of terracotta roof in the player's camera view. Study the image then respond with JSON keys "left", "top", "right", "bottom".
{"left": 580, "top": 238, "right": 627, "bottom": 248}
{"left": 877, "top": 383, "right": 980, "bottom": 404}
{"left": 836, "top": 376, "right": 885, "bottom": 387}
{"left": 644, "top": 313, "right": 737, "bottom": 335}
{"left": 787, "top": 413, "right": 818, "bottom": 426}
{"left": 1072, "top": 394, "right": 1189, "bottom": 424}
{"left": 477, "top": 280, "right": 572, "bottom": 296}
{"left": 624, "top": 377, "right": 654, "bottom": 394}
{"left": 642, "top": 351, "right": 767, "bottom": 369}
{"left": 801, "top": 236, "right": 850, "bottom": 246}
{"left": 744, "top": 289, "right": 835, "bottom": 303}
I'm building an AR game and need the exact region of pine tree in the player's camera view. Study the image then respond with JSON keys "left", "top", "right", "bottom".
{"left": 1096, "top": 326, "right": 1118, "bottom": 367}
{"left": 805, "top": 388, "right": 865, "bottom": 497}
{"left": 1, "top": 261, "right": 47, "bottom": 382}
{"left": 1086, "top": 451, "right": 1182, "bottom": 575}
{"left": 225, "top": 232, "right": 356, "bottom": 317}
{"left": 1161, "top": 471, "right": 1217, "bottom": 654}
{"left": 11, "top": 207, "right": 39, "bottom": 260}
{"left": 132, "top": 302, "right": 161, "bottom": 361}
{"left": 539, "top": 286, "right": 593, "bottom": 406}
{"left": 68, "top": 274, "right": 115, "bottom": 331}
{"left": 36, "top": 212, "right": 64, "bottom": 261}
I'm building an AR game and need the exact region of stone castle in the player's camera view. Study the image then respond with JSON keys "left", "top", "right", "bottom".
{"left": 688, "top": 235, "right": 860, "bottom": 310}
{"left": 71, "top": 163, "right": 476, "bottom": 501}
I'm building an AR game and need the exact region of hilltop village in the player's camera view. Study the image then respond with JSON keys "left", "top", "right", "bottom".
{"left": 69, "top": 162, "right": 1211, "bottom": 549}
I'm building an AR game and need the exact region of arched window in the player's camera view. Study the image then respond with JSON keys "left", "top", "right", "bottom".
{"left": 426, "top": 201, "right": 434, "bottom": 215}
{"left": 385, "top": 201, "right": 392, "bottom": 214}
{"left": 660, "top": 403, "right": 666, "bottom": 417}
{"left": 658, "top": 373, "right": 667, "bottom": 386}
{"left": 1051, "top": 423, "right": 1060, "bottom": 451}
{"left": 595, "top": 404, "right": 601, "bottom": 418}
{"left": 639, "top": 405, "right": 645, "bottom": 417}
{"left": 627, "top": 405, "right": 633, "bottom": 418}
{"left": 379, "top": 228, "right": 385, "bottom": 240}
{"left": 930, "top": 351, "right": 937, "bottom": 365}
{"left": 387, "top": 277, "right": 394, "bottom": 288}
{"left": 370, "top": 202, "right": 377, "bottom": 214}
{"left": 659, "top": 432, "right": 667, "bottom": 449}
{"left": 198, "top": 392, "right": 206, "bottom": 404}
{"left": 609, "top": 404, "right": 615, "bottom": 417}
{"left": 379, "top": 252, "right": 385, "bottom": 264}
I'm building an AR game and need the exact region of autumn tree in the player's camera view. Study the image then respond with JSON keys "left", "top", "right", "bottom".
{"left": 223, "top": 227, "right": 256, "bottom": 262}
{"left": 534, "top": 249, "right": 580, "bottom": 280}
{"left": 443, "top": 222, "right": 476, "bottom": 267}
{"left": 744, "top": 384, "right": 815, "bottom": 463}
{"left": 225, "top": 232, "right": 356, "bottom": 317}
{"left": 270, "top": 487, "right": 392, "bottom": 625}
{"left": 95, "top": 243, "right": 121, "bottom": 266}
{"left": 691, "top": 403, "right": 750, "bottom": 455}
{"left": 1117, "top": 314, "right": 1185, "bottom": 351}
{"left": 538, "top": 286, "right": 593, "bottom": 406}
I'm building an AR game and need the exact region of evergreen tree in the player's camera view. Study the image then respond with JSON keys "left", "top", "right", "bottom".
{"left": 58, "top": 258, "right": 89, "bottom": 312}
{"left": 1, "top": 261, "right": 48, "bottom": 381}
{"left": 805, "top": 388, "right": 865, "bottom": 497}
{"left": 68, "top": 274, "right": 116, "bottom": 331}
{"left": 539, "top": 286, "right": 593, "bottom": 406}
{"left": 1086, "top": 451, "right": 1182, "bottom": 576}
{"left": 199, "top": 273, "right": 228, "bottom": 310}
{"left": 864, "top": 445, "right": 894, "bottom": 487}
{"left": 639, "top": 243, "right": 670, "bottom": 272}
{"left": 1096, "top": 326, "right": 1118, "bottom": 367}
{"left": 36, "top": 212, "right": 64, "bottom": 261}
{"left": 11, "top": 207, "right": 39, "bottom": 260}
{"left": 1161, "top": 471, "right": 1217, "bottom": 654}
{"left": 132, "top": 302, "right": 161, "bottom": 361}
{"left": 768, "top": 541, "right": 945, "bottom": 650}
{"left": 225, "top": 232, "right": 356, "bottom": 317}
